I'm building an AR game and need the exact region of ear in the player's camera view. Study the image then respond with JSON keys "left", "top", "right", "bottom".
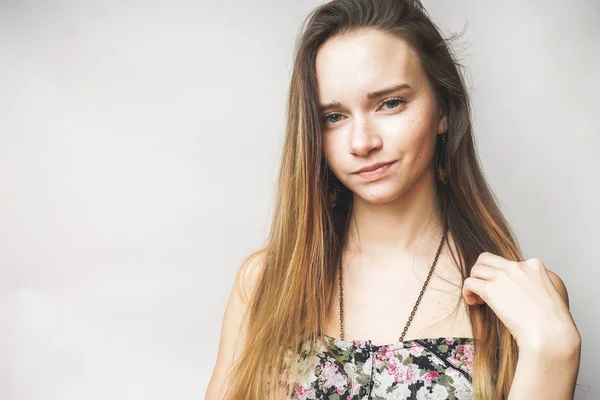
{"left": 437, "top": 113, "right": 447, "bottom": 134}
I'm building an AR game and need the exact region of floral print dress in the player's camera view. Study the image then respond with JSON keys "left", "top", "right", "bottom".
{"left": 282, "top": 335, "right": 474, "bottom": 400}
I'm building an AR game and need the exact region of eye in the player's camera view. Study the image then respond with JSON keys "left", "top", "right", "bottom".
{"left": 323, "top": 113, "right": 344, "bottom": 125}
{"left": 380, "top": 97, "right": 407, "bottom": 110}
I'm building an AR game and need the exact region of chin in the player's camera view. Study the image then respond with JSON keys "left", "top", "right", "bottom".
{"left": 354, "top": 186, "right": 404, "bottom": 205}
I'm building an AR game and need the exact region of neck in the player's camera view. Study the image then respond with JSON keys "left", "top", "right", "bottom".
{"left": 346, "top": 172, "right": 444, "bottom": 259}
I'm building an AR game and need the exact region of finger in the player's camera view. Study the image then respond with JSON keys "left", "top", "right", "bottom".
{"left": 476, "top": 252, "right": 512, "bottom": 270}
{"left": 469, "top": 263, "right": 500, "bottom": 281}
{"left": 462, "top": 276, "right": 488, "bottom": 306}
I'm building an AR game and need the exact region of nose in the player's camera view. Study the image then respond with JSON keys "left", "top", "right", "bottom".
{"left": 349, "top": 116, "right": 383, "bottom": 157}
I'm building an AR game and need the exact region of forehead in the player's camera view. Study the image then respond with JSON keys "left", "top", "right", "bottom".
{"left": 315, "top": 28, "right": 423, "bottom": 101}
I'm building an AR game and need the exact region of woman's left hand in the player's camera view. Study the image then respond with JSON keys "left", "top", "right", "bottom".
{"left": 462, "top": 252, "right": 580, "bottom": 355}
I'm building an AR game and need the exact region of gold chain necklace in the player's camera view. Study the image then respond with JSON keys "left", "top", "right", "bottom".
{"left": 338, "top": 228, "right": 447, "bottom": 342}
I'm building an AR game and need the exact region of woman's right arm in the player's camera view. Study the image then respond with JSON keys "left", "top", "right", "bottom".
{"left": 204, "top": 250, "right": 265, "bottom": 400}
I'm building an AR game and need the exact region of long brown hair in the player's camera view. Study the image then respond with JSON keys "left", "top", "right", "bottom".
{"left": 225, "top": 0, "right": 523, "bottom": 398}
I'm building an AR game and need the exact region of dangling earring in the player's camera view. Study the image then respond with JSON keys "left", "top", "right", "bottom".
{"left": 436, "top": 132, "right": 449, "bottom": 185}
{"left": 329, "top": 187, "right": 339, "bottom": 208}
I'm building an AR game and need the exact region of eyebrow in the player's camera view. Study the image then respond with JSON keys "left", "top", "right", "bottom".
{"left": 318, "top": 83, "right": 412, "bottom": 113}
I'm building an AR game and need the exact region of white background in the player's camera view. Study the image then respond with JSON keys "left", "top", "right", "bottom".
{"left": 0, "top": 0, "right": 598, "bottom": 398}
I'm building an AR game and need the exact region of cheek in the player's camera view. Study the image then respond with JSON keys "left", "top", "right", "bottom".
{"left": 394, "top": 112, "right": 436, "bottom": 163}
{"left": 323, "top": 134, "right": 340, "bottom": 168}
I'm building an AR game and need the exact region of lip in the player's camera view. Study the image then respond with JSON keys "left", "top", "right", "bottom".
{"left": 353, "top": 161, "right": 395, "bottom": 174}
{"left": 353, "top": 161, "right": 396, "bottom": 182}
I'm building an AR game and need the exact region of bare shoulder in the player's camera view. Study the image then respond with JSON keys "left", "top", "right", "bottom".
{"left": 237, "top": 248, "right": 268, "bottom": 305}
{"left": 205, "top": 249, "right": 267, "bottom": 400}
{"left": 545, "top": 267, "right": 570, "bottom": 308}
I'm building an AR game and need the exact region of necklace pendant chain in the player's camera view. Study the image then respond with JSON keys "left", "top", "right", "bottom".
{"left": 338, "top": 229, "right": 447, "bottom": 343}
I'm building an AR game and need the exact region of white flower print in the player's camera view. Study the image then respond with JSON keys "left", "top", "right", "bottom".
{"left": 374, "top": 368, "right": 395, "bottom": 391}
{"left": 375, "top": 382, "right": 412, "bottom": 399}
{"left": 295, "top": 367, "right": 317, "bottom": 389}
{"left": 428, "top": 355, "right": 446, "bottom": 369}
{"left": 344, "top": 360, "right": 358, "bottom": 379}
{"left": 416, "top": 384, "right": 448, "bottom": 400}
{"left": 453, "top": 382, "right": 473, "bottom": 399}
{"left": 444, "top": 367, "right": 460, "bottom": 381}
{"left": 431, "top": 384, "right": 449, "bottom": 399}
{"left": 361, "top": 356, "right": 373, "bottom": 375}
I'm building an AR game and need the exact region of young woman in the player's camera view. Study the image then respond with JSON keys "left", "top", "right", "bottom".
{"left": 206, "top": 0, "right": 581, "bottom": 399}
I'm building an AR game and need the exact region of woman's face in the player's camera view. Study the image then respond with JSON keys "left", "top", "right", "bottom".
{"left": 316, "top": 28, "right": 447, "bottom": 205}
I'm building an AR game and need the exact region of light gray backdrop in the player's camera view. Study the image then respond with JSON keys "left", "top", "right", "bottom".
{"left": 0, "top": 0, "right": 597, "bottom": 399}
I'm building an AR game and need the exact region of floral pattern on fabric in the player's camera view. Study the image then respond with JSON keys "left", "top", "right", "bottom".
{"left": 282, "top": 336, "right": 474, "bottom": 400}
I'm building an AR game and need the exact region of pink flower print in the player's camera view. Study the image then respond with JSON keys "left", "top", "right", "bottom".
{"left": 374, "top": 356, "right": 384, "bottom": 369}
{"left": 280, "top": 369, "right": 291, "bottom": 386}
{"left": 445, "top": 338, "right": 454, "bottom": 345}
{"left": 424, "top": 370, "right": 439, "bottom": 385}
{"left": 388, "top": 362, "right": 420, "bottom": 385}
{"left": 293, "top": 384, "right": 316, "bottom": 400}
{"left": 449, "top": 354, "right": 460, "bottom": 367}
{"left": 383, "top": 349, "right": 395, "bottom": 360}
{"left": 454, "top": 344, "right": 474, "bottom": 373}
{"left": 388, "top": 362, "right": 400, "bottom": 382}
{"left": 404, "top": 364, "right": 420, "bottom": 385}
{"left": 409, "top": 342, "right": 425, "bottom": 357}
{"left": 459, "top": 344, "right": 474, "bottom": 362}
{"left": 444, "top": 367, "right": 461, "bottom": 381}
{"left": 321, "top": 361, "right": 344, "bottom": 389}
{"left": 413, "top": 364, "right": 422, "bottom": 383}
